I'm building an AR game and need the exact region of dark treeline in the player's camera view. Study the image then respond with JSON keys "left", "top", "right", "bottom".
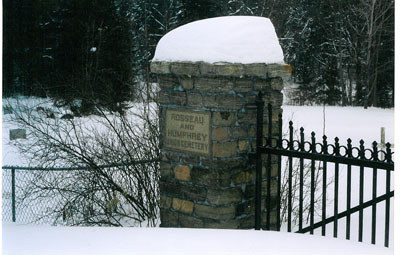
{"left": 3, "top": 0, "right": 394, "bottom": 110}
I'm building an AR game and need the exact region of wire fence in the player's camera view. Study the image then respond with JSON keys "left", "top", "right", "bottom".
{"left": 2, "top": 159, "right": 160, "bottom": 226}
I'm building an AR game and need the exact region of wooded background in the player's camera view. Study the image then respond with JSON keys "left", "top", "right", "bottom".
{"left": 2, "top": 0, "right": 394, "bottom": 110}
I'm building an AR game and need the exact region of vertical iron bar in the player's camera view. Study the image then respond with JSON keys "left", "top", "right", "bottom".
{"left": 266, "top": 104, "right": 272, "bottom": 230}
{"left": 277, "top": 113, "right": 282, "bottom": 230}
{"left": 384, "top": 143, "right": 392, "bottom": 247}
{"left": 322, "top": 135, "right": 328, "bottom": 236}
{"left": 255, "top": 92, "right": 264, "bottom": 230}
{"left": 358, "top": 140, "right": 365, "bottom": 243}
{"left": 334, "top": 137, "right": 340, "bottom": 238}
{"left": 299, "top": 128, "right": 304, "bottom": 232}
{"left": 346, "top": 139, "right": 352, "bottom": 240}
{"left": 371, "top": 141, "right": 378, "bottom": 245}
{"left": 11, "top": 168, "right": 16, "bottom": 222}
{"left": 310, "top": 132, "right": 316, "bottom": 235}
{"left": 288, "top": 121, "right": 294, "bottom": 232}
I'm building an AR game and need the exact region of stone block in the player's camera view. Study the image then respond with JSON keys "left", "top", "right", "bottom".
{"left": 179, "top": 214, "right": 204, "bottom": 228}
{"left": 160, "top": 195, "right": 172, "bottom": 209}
{"left": 197, "top": 63, "right": 212, "bottom": 75}
{"left": 229, "top": 127, "right": 248, "bottom": 139}
{"left": 10, "top": 129, "right": 26, "bottom": 140}
{"left": 244, "top": 185, "right": 255, "bottom": 200}
{"left": 254, "top": 79, "right": 270, "bottom": 91}
{"left": 214, "top": 64, "right": 245, "bottom": 77}
{"left": 158, "top": 90, "right": 170, "bottom": 104}
{"left": 232, "top": 171, "right": 251, "bottom": 185}
{"left": 212, "top": 112, "right": 236, "bottom": 126}
{"left": 238, "top": 140, "right": 249, "bottom": 152}
{"left": 245, "top": 94, "right": 257, "bottom": 104}
{"left": 207, "top": 188, "right": 242, "bottom": 206}
{"left": 243, "top": 64, "right": 267, "bottom": 78}
{"left": 170, "top": 91, "right": 187, "bottom": 106}
{"left": 270, "top": 77, "right": 284, "bottom": 90}
{"left": 179, "top": 77, "right": 194, "bottom": 89}
{"left": 234, "top": 78, "right": 253, "bottom": 93}
{"left": 248, "top": 125, "right": 256, "bottom": 137}
{"left": 194, "top": 204, "right": 236, "bottom": 220}
{"left": 204, "top": 94, "right": 244, "bottom": 110}
{"left": 217, "top": 94, "right": 244, "bottom": 110}
{"left": 150, "top": 62, "right": 171, "bottom": 74}
{"left": 200, "top": 158, "right": 243, "bottom": 170}
{"left": 160, "top": 162, "right": 172, "bottom": 178}
{"left": 199, "top": 63, "right": 217, "bottom": 76}
{"left": 212, "top": 127, "right": 229, "bottom": 141}
{"left": 174, "top": 165, "right": 191, "bottom": 182}
{"left": 194, "top": 77, "right": 233, "bottom": 93}
{"left": 158, "top": 76, "right": 179, "bottom": 89}
{"left": 266, "top": 64, "right": 292, "bottom": 78}
{"left": 212, "top": 142, "right": 237, "bottom": 158}
{"left": 239, "top": 215, "right": 255, "bottom": 229}
{"left": 187, "top": 92, "right": 203, "bottom": 108}
{"left": 180, "top": 154, "right": 200, "bottom": 165}
{"left": 237, "top": 112, "right": 257, "bottom": 125}
{"left": 161, "top": 151, "right": 180, "bottom": 162}
{"left": 182, "top": 185, "right": 207, "bottom": 202}
{"left": 160, "top": 209, "right": 178, "bottom": 227}
{"left": 251, "top": 140, "right": 257, "bottom": 152}
{"left": 235, "top": 200, "right": 254, "bottom": 216}
{"left": 203, "top": 95, "right": 219, "bottom": 109}
{"left": 160, "top": 181, "right": 207, "bottom": 201}
{"left": 191, "top": 167, "right": 231, "bottom": 187}
{"left": 172, "top": 198, "right": 194, "bottom": 214}
{"left": 203, "top": 220, "right": 240, "bottom": 229}
{"left": 170, "top": 62, "right": 200, "bottom": 76}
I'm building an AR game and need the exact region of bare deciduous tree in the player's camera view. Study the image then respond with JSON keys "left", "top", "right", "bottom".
{"left": 7, "top": 95, "right": 160, "bottom": 227}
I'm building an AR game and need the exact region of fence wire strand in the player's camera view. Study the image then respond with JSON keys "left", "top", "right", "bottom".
{"left": 2, "top": 159, "right": 160, "bottom": 226}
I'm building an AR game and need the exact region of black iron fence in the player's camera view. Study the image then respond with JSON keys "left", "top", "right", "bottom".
{"left": 2, "top": 159, "right": 160, "bottom": 225}
{"left": 254, "top": 96, "right": 394, "bottom": 247}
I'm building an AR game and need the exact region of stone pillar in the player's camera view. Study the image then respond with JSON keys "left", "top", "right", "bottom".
{"left": 151, "top": 61, "right": 290, "bottom": 229}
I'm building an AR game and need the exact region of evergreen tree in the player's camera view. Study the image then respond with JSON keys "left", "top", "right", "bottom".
{"left": 47, "top": 0, "right": 133, "bottom": 112}
{"left": 3, "top": 0, "right": 394, "bottom": 108}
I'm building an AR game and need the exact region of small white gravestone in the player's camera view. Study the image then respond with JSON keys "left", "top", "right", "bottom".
{"left": 10, "top": 129, "right": 27, "bottom": 140}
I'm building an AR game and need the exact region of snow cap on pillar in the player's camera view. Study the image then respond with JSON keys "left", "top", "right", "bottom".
{"left": 152, "top": 16, "right": 285, "bottom": 64}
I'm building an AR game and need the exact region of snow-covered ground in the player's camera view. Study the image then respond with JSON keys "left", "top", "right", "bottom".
{"left": 2, "top": 222, "right": 393, "bottom": 255}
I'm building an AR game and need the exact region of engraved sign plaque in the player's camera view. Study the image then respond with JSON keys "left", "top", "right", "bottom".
{"left": 165, "top": 109, "right": 211, "bottom": 156}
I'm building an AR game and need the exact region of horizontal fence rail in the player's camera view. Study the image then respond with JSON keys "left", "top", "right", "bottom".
{"left": 254, "top": 100, "right": 394, "bottom": 248}
{"left": 260, "top": 138, "right": 394, "bottom": 171}
{"left": 2, "top": 159, "right": 160, "bottom": 225}
{"left": 2, "top": 159, "right": 160, "bottom": 171}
